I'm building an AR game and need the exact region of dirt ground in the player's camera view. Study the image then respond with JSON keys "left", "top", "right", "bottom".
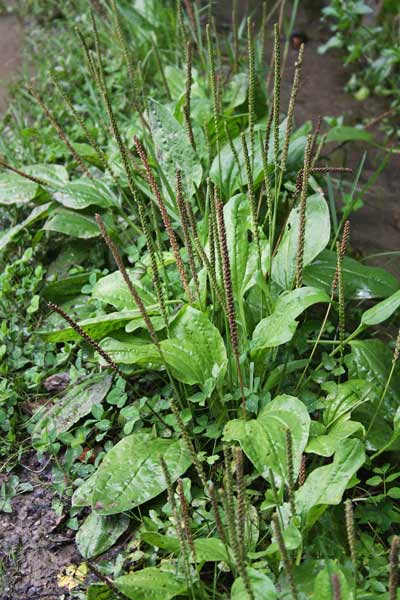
{"left": 0, "top": 14, "right": 23, "bottom": 114}
{"left": 216, "top": 0, "right": 400, "bottom": 276}
{"left": 0, "top": 2, "right": 399, "bottom": 599}
{"left": 0, "top": 457, "right": 79, "bottom": 600}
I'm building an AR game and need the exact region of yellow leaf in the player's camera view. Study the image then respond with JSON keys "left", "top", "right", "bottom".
{"left": 57, "top": 562, "right": 88, "bottom": 590}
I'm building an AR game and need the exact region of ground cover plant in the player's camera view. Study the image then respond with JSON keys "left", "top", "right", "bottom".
{"left": 320, "top": 0, "right": 400, "bottom": 138}
{"left": 0, "top": 1, "right": 400, "bottom": 598}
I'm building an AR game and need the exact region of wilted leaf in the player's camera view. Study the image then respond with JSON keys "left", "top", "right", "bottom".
{"left": 33, "top": 374, "right": 112, "bottom": 439}
{"left": 57, "top": 563, "right": 88, "bottom": 591}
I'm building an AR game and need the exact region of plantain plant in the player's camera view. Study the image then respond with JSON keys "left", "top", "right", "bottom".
{"left": 1, "top": 1, "right": 400, "bottom": 599}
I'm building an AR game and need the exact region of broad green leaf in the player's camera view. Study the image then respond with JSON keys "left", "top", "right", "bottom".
{"left": 304, "top": 250, "right": 399, "bottom": 299}
{"left": 222, "top": 194, "right": 269, "bottom": 297}
{"left": 360, "top": 289, "right": 400, "bottom": 327}
{"left": 115, "top": 568, "right": 186, "bottom": 600}
{"left": 0, "top": 203, "right": 51, "bottom": 251}
{"left": 325, "top": 125, "right": 373, "bottom": 143}
{"left": 92, "top": 269, "right": 156, "bottom": 310}
{"left": 266, "top": 522, "right": 302, "bottom": 555}
{"left": 296, "top": 439, "right": 365, "bottom": 515}
{"left": 40, "top": 310, "right": 158, "bottom": 342}
{"left": 163, "top": 65, "right": 186, "bottom": 99}
{"left": 72, "top": 473, "right": 97, "bottom": 508}
{"left": 372, "top": 407, "right": 400, "bottom": 458}
{"left": 44, "top": 209, "right": 99, "bottom": 239}
{"left": 223, "top": 193, "right": 252, "bottom": 296}
{"left": 92, "top": 433, "right": 192, "bottom": 514}
{"left": 76, "top": 512, "right": 129, "bottom": 558}
{"left": 252, "top": 287, "right": 330, "bottom": 351}
{"left": 99, "top": 306, "right": 227, "bottom": 386}
{"left": 0, "top": 173, "right": 38, "bottom": 205}
{"left": 322, "top": 379, "right": 372, "bottom": 428}
{"left": 264, "top": 359, "right": 308, "bottom": 392}
{"left": 223, "top": 395, "right": 310, "bottom": 483}
{"left": 312, "top": 561, "right": 352, "bottom": 599}
{"left": 125, "top": 314, "right": 165, "bottom": 333}
{"left": 274, "top": 286, "right": 330, "bottom": 318}
{"left": 0, "top": 164, "right": 68, "bottom": 205}
{"left": 345, "top": 340, "right": 400, "bottom": 420}
{"left": 292, "top": 560, "right": 340, "bottom": 596}
{"left": 272, "top": 194, "right": 330, "bottom": 290}
{"left": 32, "top": 374, "right": 112, "bottom": 440}
{"left": 141, "top": 532, "right": 232, "bottom": 563}
{"left": 160, "top": 305, "right": 228, "bottom": 386}
{"left": 306, "top": 418, "right": 364, "bottom": 457}
{"left": 231, "top": 568, "right": 277, "bottom": 600}
{"left": 42, "top": 273, "right": 91, "bottom": 301}
{"left": 98, "top": 335, "right": 160, "bottom": 366}
{"left": 225, "top": 72, "right": 249, "bottom": 109}
{"left": 148, "top": 98, "right": 202, "bottom": 196}
{"left": 54, "top": 178, "right": 116, "bottom": 210}
{"left": 25, "top": 164, "right": 69, "bottom": 187}
{"left": 87, "top": 584, "right": 117, "bottom": 600}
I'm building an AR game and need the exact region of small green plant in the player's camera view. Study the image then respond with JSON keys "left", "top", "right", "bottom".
{"left": 320, "top": 0, "right": 400, "bottom": 137}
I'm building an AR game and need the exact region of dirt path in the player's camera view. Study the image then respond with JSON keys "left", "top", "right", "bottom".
{"left": 216, "top": 0, "right": 400, "bottom": 276}
{"left": 0, "top": 14, "right": 23, "bottom": 115}
{"left": 0, "top": 16, "right": 78, "bottom": 600}
{"left": 0, "top": 460, "right": 78, "bottom": 600}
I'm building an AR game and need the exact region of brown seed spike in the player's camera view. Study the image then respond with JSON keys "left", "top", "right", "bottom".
{"left": 298, "top": 454, "right": 306, "bottom": 487}
{"left": 133, "top": 136, "right": 192, "bottom": 302}
{"left": 28, "top": 86, "right": 92, "bottom": 179}
{"left": 389, "top": 535, "right": 399, "bottom": 600}
{"left": 47, "top": 302, "right": 125, "bottom": 379}
{"left": 331, "top": 574, "right": 342, "bottom": 600}
{"left": 272, "top": 513, "right": 298, "bottom": 600}
{"left": 177, "top": 479, "right": 196, "bottom": 564}
{"left": 215, "top": 192, "right": 246, "bottom": 415}
{"left": 183, "top": 40, "right": 196, "bottom": 151}
{"left": 176, "top": 169, "right": 199, "bottom": 302}
{"left": 208, "top": 483, "right": 227, "bottom": 545}
{"left": 95, "top": 214, "right": 160, "bottom": 350}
